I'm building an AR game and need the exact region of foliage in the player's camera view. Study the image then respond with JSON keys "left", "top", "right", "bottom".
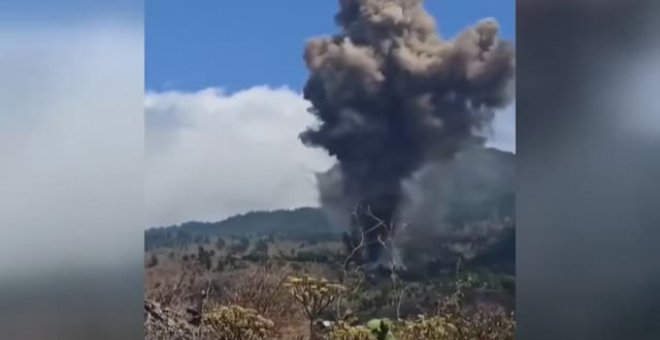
{"left": 429, "top": 266, "right": 515, "bottom": 340}
{"left": 217, "top": 266, "right": 299, "bottom": 325}
{"left": 366, "top": 319, "right": 396, "bottom": 340}
{"left": 242, "top": 252, "right": 269, "bottom": 263}
{"left": 394, "top": 310, "right": 514, "bottom": 340}
{"left": 203, "top": 305, "right": 274, "bottom": 340}
{"left": 196, "top": 245, "right": 214, "bottom": 271}
{"left": 194, "top": 234, "right": 211, "bottom": 244}
{"left": 146, "top": 254, "right": 516, "bottom": 340}
{"left": 285, "top": 275, "right": 347, "bottom": 338}
{"left": 285, "top": 276, "right": 347, "bottom": 319}
{"left": 327, "top": 311, "right": 514, "bottom": 340}
{"left": 321, "top": 319, "right": 395, "bottom": 340}
{"left": 327, "top": 317, "right": 460, "bottom": 340}
{"left": 145, "top": 199, "right": 517, "bottom": 340}
{"left": 396, "top": 316, "right": 459, "bottom": 340}
{"left": 293, "top": 250, "right": 342, "bottom": 263}
{"left": 254, "top": 238, "right": 269, "bottom": 254}
{"left": 229, "top": 237, "right": 250, "bottom": 254}
{"left": 325, "top": 264, "right": 516, "bottom": 340}
{"left": 326, "top": 322, "right": 375, "bottom": 340}
{"left": 455, "top": 307, "right": 515, "bottom": 340}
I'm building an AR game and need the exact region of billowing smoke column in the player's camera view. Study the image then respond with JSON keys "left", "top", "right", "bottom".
{"left": 300, "top": 0, "right": 515, "bottom": 266}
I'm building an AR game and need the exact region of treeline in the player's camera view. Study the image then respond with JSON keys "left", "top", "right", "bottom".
{"left": 145, "top": 207, "right": 341, "bottom": 250}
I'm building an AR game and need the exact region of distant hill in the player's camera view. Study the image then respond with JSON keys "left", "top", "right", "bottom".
{"left": 146, "top": 147, "right": 515, "bottom": 255}
{"left": 145, "top": 207, "right": 339, "bottom": 250}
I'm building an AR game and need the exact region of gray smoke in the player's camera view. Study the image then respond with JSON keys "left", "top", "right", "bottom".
{"left": 398, "top": 147, "right": 515, "bottom": 265}
{"left": 301, "top": 0, "right": 515, "bottom": 265}
{"left": 401, "top": 147, "right": 514, "bottom": 233}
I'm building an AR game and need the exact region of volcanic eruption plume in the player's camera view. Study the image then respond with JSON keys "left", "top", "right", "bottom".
{"left": 300, "top": 0, "right": 515, "bottom": 266}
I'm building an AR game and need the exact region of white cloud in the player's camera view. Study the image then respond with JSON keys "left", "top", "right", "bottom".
{"left": 145, "top": 87, "right": 335, "bottom": 227}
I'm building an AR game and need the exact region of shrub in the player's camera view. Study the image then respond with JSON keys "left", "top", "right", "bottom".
{"left": 365, "top": 319, "right": 396, "bottom": 340}
{"left": 203, "top": 305, "right": 274, "bottom": 340}
{"left": 451, "top": 307, "right": 515, "bottom": 340}
{"left": 395, "top": 316, "right": 458, "bottom": 340}
{"left": 327, "top": 322, "right": 375, "bottom": 340}
{"left": 217, "top": 266, "right": 301, "bottom": 337}
{"left": 197, "top": 246, "right": 213, "bottom": 271}
{"left": 285, "top": 275, "right": 347, "bottom": 338}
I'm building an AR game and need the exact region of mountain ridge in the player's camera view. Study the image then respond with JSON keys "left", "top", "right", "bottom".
{"left": 145, "top": 147, "right": 515, "bottom": 253}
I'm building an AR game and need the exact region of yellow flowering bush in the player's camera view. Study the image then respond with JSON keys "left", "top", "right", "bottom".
{"left": 431, "top": 274, "right": 515, "bottom": 340}
{"left": 395, "top": 316, "right": 459, "bottom": 340}
{"left": 327, "top": 322, "right": 375, "bottom": 340}
{"left": 324, "top": 313, "right": 514, "bottom": 340}
{"left": 285, "top": 275, "right": 347, "bottom": 338}
{"left": 285, "top": 275, "right": 347, "bottom": 319}
{"left": 324, "top": 319, "right": 395, "bottom": 340}
{"left": 202, "top": 305, "right": 274, "bottom": 340}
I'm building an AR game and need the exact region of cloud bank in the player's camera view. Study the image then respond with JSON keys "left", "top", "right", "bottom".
{"left": 145, "top": 87, "right": 335, "bottom": 227}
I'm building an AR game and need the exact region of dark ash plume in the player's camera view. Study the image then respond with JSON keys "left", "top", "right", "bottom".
{"left": 300, "top": 0, "right": 515, "bottom": 265}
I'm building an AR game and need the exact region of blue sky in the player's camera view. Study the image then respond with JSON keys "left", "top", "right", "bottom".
{"left": 146, "top": 0, "right": 514, "bottom": 92}
{"left": 1, "top": 0, "right": 140, "bottom": 24}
